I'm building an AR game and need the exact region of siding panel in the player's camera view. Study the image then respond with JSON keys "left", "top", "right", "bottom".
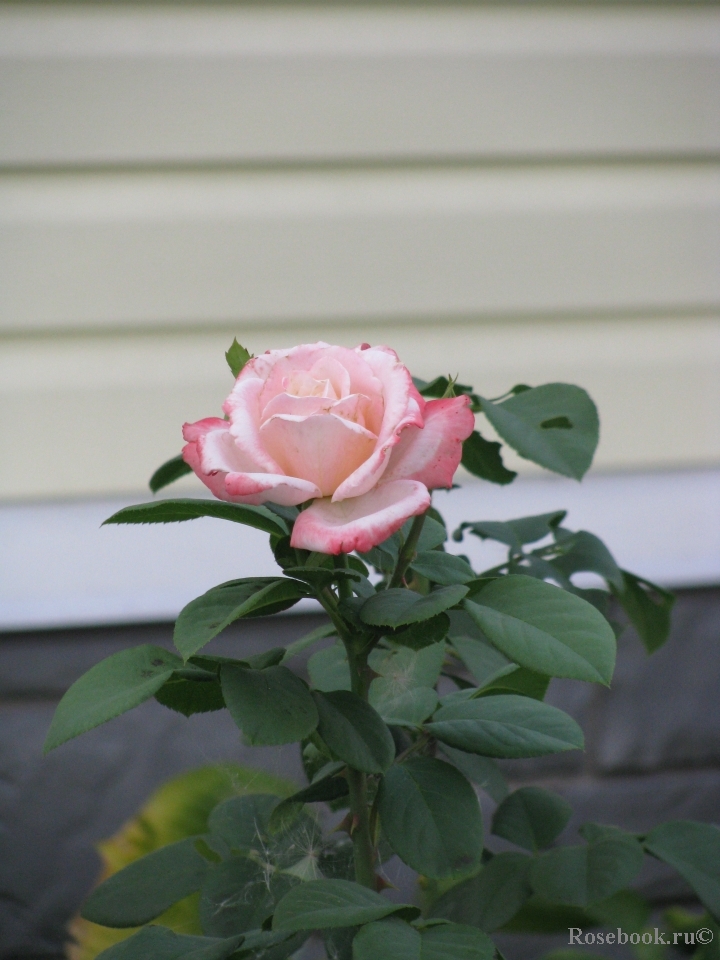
{"left": 2, "top": 165, "right": 718, "bottom": 332}
{"left": 1, "top": 7, "right": 719, "bottom": 165}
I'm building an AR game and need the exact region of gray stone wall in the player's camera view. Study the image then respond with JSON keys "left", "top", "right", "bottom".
{"left": 1, "top": 588, "right": 718, "bottom": 959}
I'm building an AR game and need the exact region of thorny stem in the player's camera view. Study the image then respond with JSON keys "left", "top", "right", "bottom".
{"left": 326, "top": 558, "right": 377, "bottom": 888}
{"left": 389, "top": 512, "right": 427, "bottom": 589}
{"left": 346, "top": 767, "right": 376, "bottom": 889}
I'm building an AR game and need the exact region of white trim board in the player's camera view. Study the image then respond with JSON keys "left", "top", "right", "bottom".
{"left": 1, "top": 7, "right": 718, "bottom": 165}
{"left": 1, "top": 468, "right": 718, "bottom": 632}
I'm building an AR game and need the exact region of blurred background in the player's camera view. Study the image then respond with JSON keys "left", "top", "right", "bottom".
{"left": 0, "top": 1, "right": 718, "bottom": 957}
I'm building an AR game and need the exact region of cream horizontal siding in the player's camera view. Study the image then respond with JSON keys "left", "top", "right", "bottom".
{"left": 2, "top": 7, "right": 718, "bottom": 165}
{"left": 0, "top": 3, "right": 719, "bottom": 506}
{"left": 2, "top": 164, "right": 719, "bottom": 332}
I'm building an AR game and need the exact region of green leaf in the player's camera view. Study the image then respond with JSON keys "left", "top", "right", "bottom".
{"left": 314, "top": 690, "right": 395, "bottom": 774}
{"left": 269, "top": 772, "right": 350, "bottom": 834}
{"left": 530, "top": 834, "right": 644, "bottom": 907}
{"left": 103, "top": 498, "right": 288, "bottom": 536}
{"left": 613, "top": 571, "right": 675, "bottom": 653}
{"left": 461, "top": 431, "right": 517, "bottom": 485}
{"left": 368, "top": 643, "right": 445, "bottom": 724}
{"left": 550, "top": 530, "right": 623, "bottom": 591}
{"left": 155, "top": 675, "right": 225, "bottom": 716}
{"left": 233, "top": 929, "right": 307, "bottom": 958}
{"left": 221, "top": 664, "right": 318, "bottom": 746}
{"left": 370, "top": 686, "right": 439, "bottom": 726}
{"left": 225, "top": 338, "right": 252, "bottom": 378}
{"left": 207, "top": 794, "right": 280, "bottom": 852}
{"left": 415, "top": 516, "right": 450, "bottom": 551}
{"left": 44, "top": 645, "right": 182, "bottom": 753}
{"left": 438, "top": 747, "right": 508, "bottom": 803}
{"left": 174, "top": 579, "right": 308, "bottom": 658}
{"left": 465, "top": 575, "right": 616, "bottom": 684}
{"left": 454, "top": 512, "right": 567, "bottom": 553}
{"left": 272, "top": 879, "right": 419, "bottom": 931}
{"left": 426, "top": 694, "right": 584, "bottom": 759}
{"left": 644, "top": 821, "right": 720, "bottom": 920}
{"left": 420, "top": 922, "right": 496, "bottom": 960}
{"left": 480, "top": 667, "right": 550, "bottom": 701}
{"left": 478, "top": 384, "right": 599, "bottom": 479}
{"left": 431, "top": 853, "right": 533, "bottom": 932}
{"left": 492, "top": 787, "right": 572, "bottom": 852}
{"left": 369, "top": 643, "right": 446, "bottom": 688}
{"left": 200, "top": 858, "right": 296, "bottom": 937}
{"left": 448, "top": 635, "right": 515, "bottom": 689}
{"left": 308, "top": 643, "right": 351, "bottom": 692}
{"left": 149, "top": 454, "right": 193, "bottom": 494}
{"left": 360, "top": 586, "right": 469, "bottom": 628}
{"left": 94, "top": 927, "right": 243, "bottom": 960}
{"left": 353, "top": 920, "right": 494, "bottom": 960}
{"left": 282, "top": 622, "right": 336, "bottom": 663}
{"left": 410, "top": 552, "right": 476, "bottom": 585}
{"left": 353, "top": 921, "right": 421, "bottom": 960}
{"left": 391, "top": 614, "right": 450, "bottom": 650}
{"left": 81, "top": 837, "right": 209, "bottom": 927}
{"left": 378, "top": 758, "right": 483, "bottom": 879}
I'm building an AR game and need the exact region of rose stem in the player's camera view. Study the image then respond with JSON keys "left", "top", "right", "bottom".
{"left": 332, "top": 552, "right": 377, "bottom": 888}
{"left": 389, "top": 512, "right": 427, "bottom": 589}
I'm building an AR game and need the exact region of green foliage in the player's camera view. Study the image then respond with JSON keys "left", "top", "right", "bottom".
{"left": 426, "top": 694, "right": 584, "bottom": 758}
{"left": 149, "top": 454, "right": 193, "bottom": 494}
{"left": 51, "top": 362, "right": 700, "bottom": 960}
{"left": 461, "top": 430, "right": 517, "bottom": 486}
{"left": 492, "top": 787, "right": 572, "bottom": 852}
{"left": 410, "top": 551, "right": 476, "bottom": 585}
{"left": 221, "top": 664, "right": 319, "bottom": 745}
{"left": 360, "top": 585, "right": 469, "bottom": 628}
{"left": 378, "top": 758, "right": 483, "bottom": 879}
{"left": 644, "top": 821, "right": 720, "bottom": 920}
{"left": 103, "top": 498, "right": 288, "bottom": 537}
{"left": 95, "top": 927, "right": 242, "bottom": 960}
{"left": 225, "top": 338, "right": 252, "bottom": 378}
{"left": 614, "top": 571, "right": 676, "bottom": 653}
{"left": 438, "top": 748, "right": 509, "bottom": 804}
{"left": 353, "top": 920, "right": 495, "bottom": 960}
{"left": 313, "top": 690, "right": 395, "bottom": 774}
{"left": 431, "top": 852, "right": 533, "bottom": 932}
{"left": 272, "top": 879, "right": 419, "bottom": 931}
{"left": 530, "top": 830, "right": 645, "bottom": 907}
{"left": 478, "top": 383, "right": 599, "bottom": 480}
{"left": 465, "top": 576, "right": 616, "bottom": 685}
{"left": 45, "top": 645, "right": 182, "bottom": 753}
{"left": 174, "top": 579, "right": 309, "bottom": 658}
{"left": 82, "top": 838, "right": 209, "bottom": 928}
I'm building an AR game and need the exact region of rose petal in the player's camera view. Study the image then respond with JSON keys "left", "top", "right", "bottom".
{"left": 383, "top": 395, "right": 475, "bottom": 490}
{"left": 256, "top": 343, "right": 333, "bottom": 410}
{"left": 182, "top": 420, "right": 236, "bottom": 502}
{"left": 291, "top": 480, "right": 431, "bottom": 554}
{"left": 224, "top": 377, "right": 284, "bottom": 474}
{"left": 224, "top": 472, "right": 321, "bottom": 506}
{"left": 332, "top": 348, "right": 424, "bottom": 502}
{"left": 260, "top": 413, "right": 377, "bottom": 497}
{"left": 261, "top": 393, "right": 338, "bottom": 422}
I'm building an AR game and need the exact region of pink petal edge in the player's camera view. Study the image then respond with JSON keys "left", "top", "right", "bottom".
{"left": 382, "top": 395, "right": 475, "bottom": 490}
{"left": 290, "top": 480, "right": 431, "bottom": 554}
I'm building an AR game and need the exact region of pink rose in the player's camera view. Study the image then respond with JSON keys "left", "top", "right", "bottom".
{"left": 182, "top": 343, "right": 474, "bottom": 554}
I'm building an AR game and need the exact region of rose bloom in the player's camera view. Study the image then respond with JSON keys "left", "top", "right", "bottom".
{"left": 182, "top": 343, "right": 474, "bottom": 554}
